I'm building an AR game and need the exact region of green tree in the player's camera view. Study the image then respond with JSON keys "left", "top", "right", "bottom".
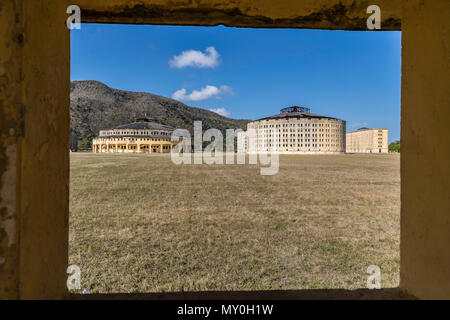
{"left": 388, "top": 140, "right": 400, "bottom": 153}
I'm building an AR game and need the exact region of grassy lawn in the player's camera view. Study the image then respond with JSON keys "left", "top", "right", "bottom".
{"left": 69, "top": 153, "right": 400, "bottom": 293}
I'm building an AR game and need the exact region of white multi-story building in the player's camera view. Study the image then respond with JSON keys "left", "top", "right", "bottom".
{"left": 238, "top": 106, "right": 346, "bottom": 154}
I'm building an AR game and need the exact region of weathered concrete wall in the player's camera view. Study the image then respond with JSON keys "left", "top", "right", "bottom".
{"left": 0, "top": 0, "right": 70, "bottom": 299}
{"left": 18, "top": 0, "right": 70, "bottom": 299}
{"left": 401, "top": 0, "right": 450, "bottom": 300}
{"left": 76, "top": 0, "right": 402, "bottom": 30}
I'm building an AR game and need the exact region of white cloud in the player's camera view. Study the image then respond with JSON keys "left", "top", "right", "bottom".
{"left": 172, "top": 85, "right": 233, "bottom": 101}
{"left": 169, "top": 46, "right": 220, "bottom": 68}
{"left": 209, "top": 108, "right": 230, "bottom": 117}
{"left": 218, "top": 85, "right": 233, "bottom": 96}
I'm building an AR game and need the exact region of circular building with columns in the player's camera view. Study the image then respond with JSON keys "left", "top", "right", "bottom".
{"left": 92, "top": 117, "right": 175, "bottom": 153}
{"left": 239, "top": 106, "right": 346, "bottom": 154}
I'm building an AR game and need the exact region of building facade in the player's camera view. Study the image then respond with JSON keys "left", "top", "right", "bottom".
{"left": 346, "top": 128, "right": 389, "bottom": 153}
{"left": 92, "top": 117, "right": 176, "bottom": 153}
{"left": 239, "top": 106, "right": 346, "bottom": 154}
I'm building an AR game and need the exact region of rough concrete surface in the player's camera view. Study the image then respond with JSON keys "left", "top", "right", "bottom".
{"left": 1, "top": 0, "right": 449, "bottom": 299}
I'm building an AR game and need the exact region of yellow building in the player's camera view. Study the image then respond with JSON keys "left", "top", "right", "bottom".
{"left": 92, "top": 117, "right": 176, "bottom": 153}
{"left": 346, "top": 128, "right": 389, "bottom": 153}
{"left": 239, "top": 106, "right": 346, "bottom": 154}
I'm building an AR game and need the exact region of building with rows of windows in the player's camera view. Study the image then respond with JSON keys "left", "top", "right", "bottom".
{"left": 92, "top": 117, "right": 176, "bottom": 153}
{"left": 346, "top": 127, "right": 389, "bottom": 153}
{"left": 238, "top": 106, "right": 346, "bottom": 154}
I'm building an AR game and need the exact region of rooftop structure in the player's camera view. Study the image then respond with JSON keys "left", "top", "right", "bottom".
{"left": 257, "top": 106, "right": 340, "bottom": 121}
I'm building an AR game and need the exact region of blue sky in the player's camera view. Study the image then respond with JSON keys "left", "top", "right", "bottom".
{"left": 71, "top": 24, "right": 401, "bottom": 142}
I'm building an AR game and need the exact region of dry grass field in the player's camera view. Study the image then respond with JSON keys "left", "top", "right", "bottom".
{"left": 69, "top": 153, "right": 400, "bottom": 293}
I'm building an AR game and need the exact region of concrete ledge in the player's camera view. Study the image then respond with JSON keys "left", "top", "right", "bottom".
{"left": 70, "top": 288, "right": 415, "bottom": 300}
{"left": 75, "top": 0, "right": 402, "bottom": 30}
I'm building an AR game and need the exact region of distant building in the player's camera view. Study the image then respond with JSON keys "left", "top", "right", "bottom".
{"left": 92, "top": 117, "right": 176, "bottom": 153}
{"left": 346, "top": 128, "right": 388, "bottom": 153}
{"left": 238, "top": 106, "right": 346, "bottom": 154}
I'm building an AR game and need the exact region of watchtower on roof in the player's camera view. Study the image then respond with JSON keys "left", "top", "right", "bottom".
{"left": 280, "top": 106, "right": 311, "bottom": 114}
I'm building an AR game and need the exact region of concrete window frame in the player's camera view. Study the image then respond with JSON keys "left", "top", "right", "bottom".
{"left": 0, "top": 0, "right": 449, "bottom": 299}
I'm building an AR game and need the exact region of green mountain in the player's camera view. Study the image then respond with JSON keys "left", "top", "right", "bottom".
{"left": 70, "top": 80, "right": 250, "bottom": 150}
